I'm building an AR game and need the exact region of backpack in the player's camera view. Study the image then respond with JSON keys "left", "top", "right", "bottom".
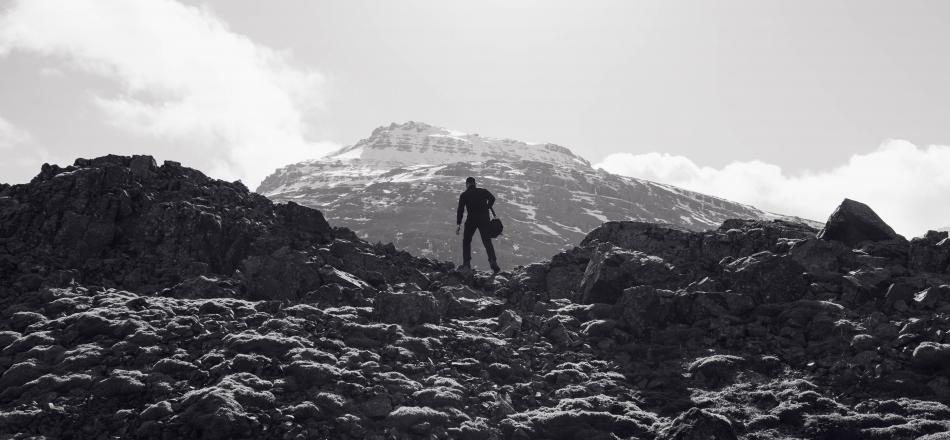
{"left": 486, "top": 208, "right": 503, "bottom": 238}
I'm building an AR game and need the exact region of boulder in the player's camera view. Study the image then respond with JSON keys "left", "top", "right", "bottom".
{"left": 161, "top": 275, "right": 242, "bottom": 299}
{"left": 915, "top": 285, "right": 950, "bottom": 308}
{"left": 153, "top": 358, "right": 199, "bottom": 376}
{"left": 909, "top": 230, "right": 950, "bottom": 273}
{"left": 541, "top": 316, "right": 576, "bottom": 348}
{"left": 384, "top": 406, "right": 452, "bottom": 431}
{"left": 412, "top": 387, "right": 464, "bottom": 408}
{"left": 580, "top": 319, "right": 617, "bottom": 338}
{"left": 513, "top": 262, "right": 549, "bottom": 294}
{"left": 8, "top": 311, "right": 46, "bottom": 332}
{"left": 273, "top": 201, "right": 332, "bottom": 240}
{"left": 497, "top": 310, "right": 523, "bottom": 337}
{"left": 617, "top": 286, "right": 678, "bottom": 336}
{"left": 578, "top": 244, "right": 674, "bottom": 304}
{"left": 788, "top": 239, "right": 855, "bottom": 274}
{"left": 817, "top": 199, "right": 904, "bottom": 248}
{"left": 92, "top": 370, "right": 147, "bottom": 397}
{"left": 240, "top": 247, "right": 324, "bottom": 300}
{"left": 723, "top": 252, "right": 808, "bottom": 304}
{"left": 912, "top": 342, "right": 950, "bottom": 372}
{"left": 286, "top": 361, "right": 341, "bottom": 388}
{"left": 0, "top": 361, "right": 47, "bottom": 389}
{"left": 361, "top": 394, "right": 393, "bottom": 418}
{"left": 661, "top": 407, "right": 738, "bottom": 440}
{"left": 175, "top": 386, "right": 257, "bottom": 439}
{"left": 140, "top": 400, "right": 173, "bottom": 421}
{"left": 688, "top": 355, "right": 746, "bottom": 387}
{"left": 884, "top": 283, "right": 917, "bottom": 305}
{"left": 545, "top": 247, "right": 592, "bottom": 299}
{"left": 850, "top": 334, "right": 877, "bottom": 352}
{"left": 580, "top": 221, "right": 694, "bottom": 264}
{"left": 500, "top": 408, "right": 653, "bottom": 440}
{"left": 223, "top": 331, "right": 306, "bottom": 358}
{"left": 0, "top": 331, "right": 20, "bottom": 349}
{"left": 373, "top": 290, "right": 442, "bottom": 325}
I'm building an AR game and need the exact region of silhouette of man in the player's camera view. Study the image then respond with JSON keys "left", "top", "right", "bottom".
{"left": 456, "top": 176, "right": 500, "bottom": 273}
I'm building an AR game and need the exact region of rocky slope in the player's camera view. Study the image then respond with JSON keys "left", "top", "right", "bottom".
{"left": 2, "top": 156, "right": 950, "bottom": 440}
{"left": 257, "top": 121, "right": 813, "bottom": 268}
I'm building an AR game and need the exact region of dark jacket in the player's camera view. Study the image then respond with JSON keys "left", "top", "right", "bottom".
{"left": 457, "top": 187, "right": 495, "bottom": 225}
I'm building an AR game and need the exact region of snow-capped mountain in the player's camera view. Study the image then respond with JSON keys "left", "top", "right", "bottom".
{"left": 327, "top": 122, "right": 592, "bottom": 169}
{"left": 258, "top": 121, "right": 813, "bottom": 267}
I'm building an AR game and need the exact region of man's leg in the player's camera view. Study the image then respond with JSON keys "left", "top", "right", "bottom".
{"left": 477, "top": 223, "right": 499, "bottom": 272}
{"left": 461, "top": 222, "right": 477, "bottom": 267}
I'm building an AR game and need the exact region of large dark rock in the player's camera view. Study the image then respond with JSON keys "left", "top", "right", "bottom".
{"left": 817, "top": 199, "right": 904, "bottom": 248}
{"left": 788, "top": 238, "right": 856, "bottom": 274}
{"left": 581, "top": 221, "right": 697, "bottom": 266}
{"left": 909, "top": 230, "right": 950, "bottom": 274}
{"left": 500, "top": 407, "right": 654, "bottom": 440}
{"left": 687, "top": 355, "right": 746, "bottom": 387}
{"left": 617, "top": 286, "right": 679, "bottom": 336}
{"left": 577, "top": 244, "right": 674, "bottom": 304}
{"left": 722, "top": 251, "right": 809, "bottom": 304}
{"left": 373, "top": 289, "right": 442, "bottom": 325}
{"left": 912, "top": 342, "right": 950, "bottom": 372}
{"left": 546, "top": 247, "right": 592, "bottom": 299}
{"left": 661, "top": 407, "right": 738, "bottom": 440}
{"left": 617, "top": 287, "right": 755, "bottom": 337}
{"left": 240, "top": 247, "right": 325, "bottom": 300}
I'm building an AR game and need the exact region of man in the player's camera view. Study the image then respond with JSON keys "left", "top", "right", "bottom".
{"left": 456, "top": 176, "right": 500, "bottom": 273}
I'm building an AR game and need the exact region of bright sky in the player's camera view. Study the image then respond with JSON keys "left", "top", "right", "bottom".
{"left": 1, "top": 0, "right": 949, "bottom": 235}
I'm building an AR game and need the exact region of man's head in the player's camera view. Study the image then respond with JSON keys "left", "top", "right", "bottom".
{"left": 465, "top": 177, "right": 476, "bottom": 189}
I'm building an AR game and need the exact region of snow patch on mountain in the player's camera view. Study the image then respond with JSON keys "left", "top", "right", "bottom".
{"left": 257, "top": 121, "right": 819, "bottom": 266}
{"left": 322, "top": 121, "right": 591, "bottom": 170}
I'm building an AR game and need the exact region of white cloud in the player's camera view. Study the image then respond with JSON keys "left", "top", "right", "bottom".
{"left": 0, "top": 115, "right": 54, "bottom": 183}
{"left": 38, "top": 66, "right": 64, "bottom": 77}
{"left": 595, "top": 140, "right": 950, "bottom": 238}
{"left": 0, "top": 0, "right": 337, "bottom": 188}
{"left": 0, "top": 116, "right": 32, "bottom": 148}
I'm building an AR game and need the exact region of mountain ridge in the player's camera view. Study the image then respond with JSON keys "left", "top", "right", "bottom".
{"left": 323, "top": 121, "right": 591, "bottom": 169}
{"left": 258, "top": 121, "right": 819, "bottom": 267}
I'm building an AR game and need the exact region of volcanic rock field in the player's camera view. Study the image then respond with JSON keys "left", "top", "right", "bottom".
{"left": 2, "top": 155, "right": 950, "bottom": 439}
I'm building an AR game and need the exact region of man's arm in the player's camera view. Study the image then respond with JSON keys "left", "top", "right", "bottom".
{"left": 486, "top": 190, "right": 495, "bottom": 210}
{"left": 457, "top": 194, "right": 465, "bottom": 225}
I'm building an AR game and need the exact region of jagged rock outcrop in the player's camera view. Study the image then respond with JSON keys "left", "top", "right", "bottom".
{"left": 2, "top": 156, "right": 950, "bottom": 440}
{"left": 498, "top": 198, "right": 950, "bottom": 439}
{"left": 0, "top": 155, "right": 444, "bottom": 298}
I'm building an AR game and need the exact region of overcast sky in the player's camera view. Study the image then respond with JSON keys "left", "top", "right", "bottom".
{"left": 1, "top": 0, "right": 949, "bottom": 235}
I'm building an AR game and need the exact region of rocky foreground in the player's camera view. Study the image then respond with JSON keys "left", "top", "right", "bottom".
{"left": 1, "top": 155, "right": 950, "bottom": 439}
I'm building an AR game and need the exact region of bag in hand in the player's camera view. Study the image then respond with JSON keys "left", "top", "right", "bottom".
{"left": 486, "top": 208, "right": 503, "bottom": 238}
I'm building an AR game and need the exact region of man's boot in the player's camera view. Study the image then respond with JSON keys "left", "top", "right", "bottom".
{"left": 459, "top": 262, "right": 472, "bottom": 272}
{"left": 490, "top": 261, "right": 500, "bottom": 274}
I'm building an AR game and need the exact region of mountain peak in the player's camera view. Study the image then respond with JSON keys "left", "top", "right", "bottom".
{"left": 256, "top": 121, "right": 803, "bottom": 266}
{"left": 325, "top": 121, "right": 591, "bottom": 169}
